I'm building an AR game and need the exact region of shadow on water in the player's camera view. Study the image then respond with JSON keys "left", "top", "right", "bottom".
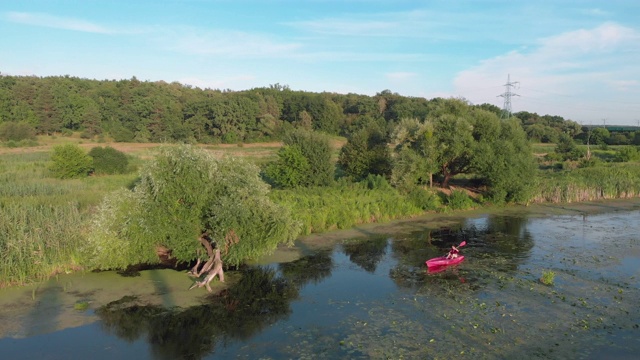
{"left": 95, "top": 267, "right": 298, "bottom": 359}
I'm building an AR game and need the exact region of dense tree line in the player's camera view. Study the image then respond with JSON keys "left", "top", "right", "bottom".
{"left": 6, "top": 74, "right": 635, "bottom": 146}
{"left": 0, "top": 75, "right": 434, "bottom": 143}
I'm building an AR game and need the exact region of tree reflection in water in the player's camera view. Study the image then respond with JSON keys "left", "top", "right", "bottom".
{"left": 279, "top": 251, "right": 333, "bottom": 286}
{"left": 96, "top": 267, "right": 298, "bottom": 360}
{"left": 341, "top": 236, "right": 388, "bottom": 273}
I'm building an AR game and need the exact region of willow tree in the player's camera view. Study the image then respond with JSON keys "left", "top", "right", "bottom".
{"left": 84, "top": 145, "right": 301, "bottom": 270}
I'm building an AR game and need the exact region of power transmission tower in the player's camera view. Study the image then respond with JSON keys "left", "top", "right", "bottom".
{"left": 498, "top": 74, "right": 519, "bottom": 119}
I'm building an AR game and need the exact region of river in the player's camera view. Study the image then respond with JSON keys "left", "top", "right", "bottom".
{"left": 1, "top": 200, "right": 639, "bottom": 359}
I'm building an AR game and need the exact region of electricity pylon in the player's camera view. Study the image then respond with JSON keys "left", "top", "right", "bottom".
{"left": 498, "top": 74, "right": 519, "bottom": 119}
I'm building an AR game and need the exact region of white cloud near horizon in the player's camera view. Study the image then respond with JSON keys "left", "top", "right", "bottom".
{"left": 453, "top": 22, "right": 640, "bottom": 123}
{"left": 5, "top": 11, "right": 113, "bottom": 34}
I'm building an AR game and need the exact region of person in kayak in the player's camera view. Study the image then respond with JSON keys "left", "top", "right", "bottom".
{"left": 446, "top": 245, "right": 460, "bottom": 259}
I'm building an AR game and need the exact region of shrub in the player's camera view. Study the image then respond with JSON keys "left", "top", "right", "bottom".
{"left": 88, "top": 146, "right": 130, "bottom": 175}
{"left": 282, "top": 129, "right": 333, "bottom": 187}
{"left": 446, "top": 189, "right": 474, "bottom": 210}
{"left": 614, "top": 146, "right": 640, "bottom": 162}
{"left": 0, "top": 122, "right": 36, "bottom": 142}
{"left": 49, "top": 144, "right": 93, "bottom": 179}
{"left": 407, "top": 186, "right": 440, "bottom": 211}
{"left": 362, "top": 174, "right": 392, "bottom": 191}
{"left": 264, "top": 145, "right": 311, "bottom": 188}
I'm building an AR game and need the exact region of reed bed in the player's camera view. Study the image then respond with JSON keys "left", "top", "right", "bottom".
{"left": 0, "top": 152, "right": 136, "bottom": 287}
{"left": 531, "top": 164, "right": 640, "bottom": 203}
{"left": 270, "top": 184, "right": 425, "bottom": 236}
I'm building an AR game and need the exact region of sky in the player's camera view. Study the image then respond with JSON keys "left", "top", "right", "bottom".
{"left": 1, "top": 0, "right": 639, "bottom": 125}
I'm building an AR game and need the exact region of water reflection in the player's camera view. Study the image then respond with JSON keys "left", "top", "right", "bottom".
{"left": 96, "top": 267, "right": 297, "bottom": 359}
{"left": 463, "top": 215, "right": 535, "bottom": 269}
{"left": 341, "top": 236, "right": 388, "bottom": 273}
{"left": 279, "top": 251, "right": 333, "bottom": 286}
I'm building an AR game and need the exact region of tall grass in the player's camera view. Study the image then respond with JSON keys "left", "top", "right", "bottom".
{"left": 0, "top": 152, "right": 136, "bottom": 287}
{"left": 532, "top": 164, "right": 640, "bottom": 203}
{"left": 269, "top": 183, "right": 427, "bottom": 236}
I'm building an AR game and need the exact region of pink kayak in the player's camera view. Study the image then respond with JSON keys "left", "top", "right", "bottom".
{"left": 425, "top": 255, "right": 464, "bottom": 268}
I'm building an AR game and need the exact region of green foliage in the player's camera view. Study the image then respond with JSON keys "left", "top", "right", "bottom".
{"left": 577, "top": 156, "right": 602, "bottom": 168}
{"left": 446, "top": 189, "right": 474, "bottom": 210}
{"left": 362, "top": 174, "right": 392, "bottom": 191}
{"left": 407, "top": 186, "right": 441, "bottom": 211}
{"left": 390, "top": 118, "right": 438, "bottom": 189}
{"left": 591, "top": 127, "right": 610, "bottom": 145}
{"left": 88, "top": 146, "right": 131, "bottom": 175}
{"left": 264, "top": 145, "right": 311, "bottom": 188}
{"left": 49, "top": 143, "right": 93, "bottom": 179}
{"left": 338, "top": 125, "right": 391, "bottom": 180}
{"left": 85, "top": 145, "right": 300, "bottom": 270}
{"left": 0, "top": 121, "right": 36, "bottom": 141}
{"left": 555, "top": 133, "right": 577, "bottom": 156}
{"left": 614, "top": 146, "right": 640, "bottom": 162}
{"left": 473, "top": 118, "right": 538, "bottom": 204}
{"left": 270, "top": 183, "right": 424, "bottom": 235}
{"left": 280, "top": 129, "right": 334, "bottom": 187}
{"left": 532, "top": 164, "right": 640, "bottom": 203}
{"left": 540, "top": 270, "right": 555, "bottom": 285}
{"left": 0, "top": 151, "right": 137, "bottom": 286}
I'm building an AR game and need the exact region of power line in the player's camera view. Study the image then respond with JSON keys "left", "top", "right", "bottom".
{"left": 497, "top": 74, "right": 519, "bottom": 119}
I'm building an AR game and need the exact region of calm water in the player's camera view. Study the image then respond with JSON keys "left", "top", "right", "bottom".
{"left": 1, "top": 202, "right": 639, "bottom": 359}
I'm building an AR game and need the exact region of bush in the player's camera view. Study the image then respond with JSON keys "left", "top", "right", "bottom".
{"left": 446, "top": 189, "right": 474, "bottom": 210}
{"left": 88, "top": 146, "right": 130, "bottom": 175}
{"left": 0, "top": 122, "right": 36, "bottom": 142}
{"left": 264, "top": 145, "right": 311, "bottom": 188}
{"left": 362, "top": 174, "right": 392, "bottom": 191}
{"left": 407, "top": 186, "right": 440, "bottom": 211}
{"left": 614, "top": 146, "right": 640, "bottom": 162}
{"left": 49, "top": 144, "right": 93, "bottom": 179}
{"left": 282, "top": 129, "right": 334, "bottom": 187}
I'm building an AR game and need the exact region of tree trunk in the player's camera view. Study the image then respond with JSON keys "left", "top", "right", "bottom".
{"left": 188, "top": 232, "right": 216, "bottom": 277}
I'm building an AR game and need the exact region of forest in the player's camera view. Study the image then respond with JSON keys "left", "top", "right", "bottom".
{"left": 2, "top": 74, "right": 638, "bottom": 146}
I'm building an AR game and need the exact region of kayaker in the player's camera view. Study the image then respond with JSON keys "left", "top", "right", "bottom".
{"left": 446, "top": 245, "right": 460, "bottom": 259}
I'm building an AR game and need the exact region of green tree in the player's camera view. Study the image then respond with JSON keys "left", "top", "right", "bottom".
{"left": 590, "top": 127, "right": 610, "bottom": 145}
{"left": 88, "top": 146, "right": 130, "bottom": 175}
{"left": 49, "top": 143, "right": 93, "bottom": 179}
{"left": 390, "top": 117, "right": 438, "bottom": 188}
{"left": 472, "top": 117, "right": 538, "bottom": 203}
{"left": 338, "top": 125, "right": 391, "bottom": 180}
{"left": 281, "top": 129, "right": 334, "bottom": 187}
{"left": 84, "top": 145, "right": 301, "bottom": 270}
{"left": 428, "top": 99, "right": 474, "bottom": 187}
{"left": 264, "top": 145, "right": 311, "bottom": 188}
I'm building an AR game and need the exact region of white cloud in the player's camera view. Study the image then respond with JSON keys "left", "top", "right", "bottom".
{"left": 5, "top": 11, "right": 113, "bottom": 34}
{"left": 452, "top": 23, "right": 640, "bottom": 123}
{"left": 161, "top": 29, "right": 301, "bottom": 58}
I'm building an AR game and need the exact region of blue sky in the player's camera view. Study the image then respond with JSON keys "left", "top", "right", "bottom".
{"left": 1, "top": 0, "right": 639, "bottom": 125}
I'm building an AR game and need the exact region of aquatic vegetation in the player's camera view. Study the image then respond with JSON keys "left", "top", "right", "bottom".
{"left": 73, "top": 301, "right": 90, "bottom": 311}
{"left": 540, "top": 270, "right": 556, "bottom": 285}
